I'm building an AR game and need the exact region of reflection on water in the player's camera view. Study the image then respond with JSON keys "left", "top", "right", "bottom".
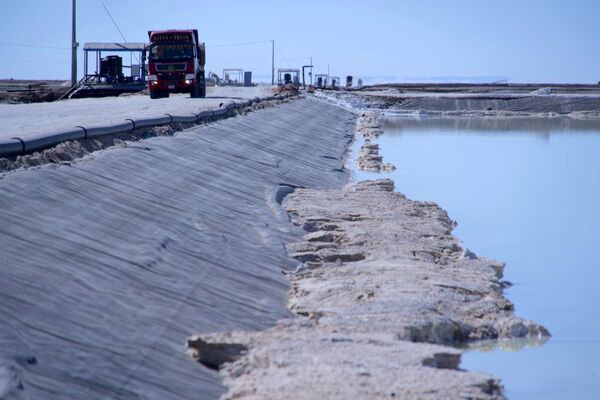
{"left": 455, "top": 336, "right": 550, "bottom": 353}
{"left": 355, "top": 116, "right": 600, "bottom": 400}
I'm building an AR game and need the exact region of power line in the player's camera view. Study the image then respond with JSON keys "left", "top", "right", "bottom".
{"left": 99, "top": 1, "right": 140, "bottom": 65}
{"left": 210, "top": 57, "right": 304, "bottom": 63}
{"left": 0, "top": 42, "right": 69, "bottom": 50}
{"left": 100, "top": 1, "right": 127, "bottom": 42}
{"left": 278, "top": 49, "right": 291, "bottom": 68}
{"left": 207, "top": 40, "right": 273, "bottom": 48}
{"left": 0, "top": 58, "right": 67, "bottom": 64}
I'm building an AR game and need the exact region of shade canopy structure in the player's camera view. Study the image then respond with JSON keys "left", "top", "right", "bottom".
{"left": 83, "top": 42, "right": 148, "bottom": 52}
{"left": 61, "top": 42, "right": 150, "bottom": 98}
{"left": 277, "top": 68, "right": 300, "bottom": 86}
{"left": 82, "top": 42, "right": 148, "bottom": 80}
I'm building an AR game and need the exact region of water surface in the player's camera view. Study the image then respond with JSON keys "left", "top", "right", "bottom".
{"left": 354, "top": 116, "right": 600, "bottom": 399}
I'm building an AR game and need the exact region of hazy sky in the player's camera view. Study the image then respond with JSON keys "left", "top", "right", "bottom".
{"left": 1, "top": 0, "right": 599, "bottom": 83}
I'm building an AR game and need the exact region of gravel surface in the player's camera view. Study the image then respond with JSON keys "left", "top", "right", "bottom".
{"left": 0, "top": 86, "right": 275, "bottom": 141}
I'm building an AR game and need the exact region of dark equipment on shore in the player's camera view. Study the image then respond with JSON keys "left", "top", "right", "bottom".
{"left": 244, "top": 71, "right": 253, "bottom": 86}
{"left": 314, "top": 74, "right": 328, "bottom": 89}
{"left": 208, "top": 72, "right": 221, "bottom": 86}
{"left": 100, "top": 56, "right": 124, "bottom": 83}
{"left": 277, "top": 68, "right": 300, "bottom": 86}
{"left": 330, "top": 77, "right": 340, "bottom": 89}
{"left": 346, "top": 75, "right": 353, "bottom": 87}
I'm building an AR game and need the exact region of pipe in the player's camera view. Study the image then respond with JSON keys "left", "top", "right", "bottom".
{"left": 21, "top": 128, "right": 86, "bottom": 152}
{"left": 84, "top": 121, "right": 135, "bottom": 138}
{"left": 0, "top": 138, "right": 25, "bottom": 157}
{"left": 171, "top": 114, "right": 198, "bottom": 124}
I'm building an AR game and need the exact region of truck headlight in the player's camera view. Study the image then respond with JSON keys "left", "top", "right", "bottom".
{"left": 185, "top": 74, "right": 195, "bottom": 80}
{"left": 148, "top": 74, "right": 157, "bottom": 81}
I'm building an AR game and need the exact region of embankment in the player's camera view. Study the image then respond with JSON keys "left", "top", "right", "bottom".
{"left": 325, "top": 88, "right": 600, "bottom": 118}
{"left": 189, "top": 179, "right": 548, "bottom": 399}
{"left": 0, "top": 97, "right": 354, "bottom": 400}
{"left": 188, "top": 97, "right": 549, "bottom": 399}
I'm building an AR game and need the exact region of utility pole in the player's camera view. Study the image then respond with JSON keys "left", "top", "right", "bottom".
{"left": 71, "top": 0, "right": 78, "bottom": 87}
{"left": 271, "top": 40, "right": 275, "bottom": 85}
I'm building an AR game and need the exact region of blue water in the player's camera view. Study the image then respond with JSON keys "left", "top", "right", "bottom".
{"left": 354, "top": 117, "right": 600, "bottom": 399}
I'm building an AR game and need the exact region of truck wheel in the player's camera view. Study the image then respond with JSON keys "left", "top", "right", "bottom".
{"left": 200, "top": 73, "right": 206, "bottom": 98}
{"left": 150, "top": 90, "right": 161, "bottom": 99}
{"left": 190, "top": 79, "right": 200, "bottom": 98}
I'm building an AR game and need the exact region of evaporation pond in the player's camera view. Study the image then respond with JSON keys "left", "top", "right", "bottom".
{"left": 354, "top": 117, "right": 600, "bottom": 400}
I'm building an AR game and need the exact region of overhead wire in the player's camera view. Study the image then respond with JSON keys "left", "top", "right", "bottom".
{"left": 99, "top": 1, "right": 140, "bottom": 65}
{"left": 0, "top": 42, "right": 69, "bottom": 50}
{"left": 0, "top": 58, "right": 67, "bottom": 64}
{"left": 100, "top": 1, "right": 127, "bottom": 42}
{"left": 278, "top": 49, "right": 291, "bottom": 68}
{"left": 207, "top": 40, "right": 272, "bottom": 48}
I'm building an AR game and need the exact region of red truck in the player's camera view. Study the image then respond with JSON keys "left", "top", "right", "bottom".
{"left": 147, "top": 29, "right": 206, "bottom": 99}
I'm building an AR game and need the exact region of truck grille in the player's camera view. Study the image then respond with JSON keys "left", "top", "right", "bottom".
{"left": 156, "top": 63, "right": 187, "bottom": 72}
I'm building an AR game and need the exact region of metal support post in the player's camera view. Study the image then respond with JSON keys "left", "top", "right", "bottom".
{"left": 271, "top": 40, "right": 275, "bottom": 85}
{"left": 71, "top": 0, "right": 78, "bottom": 87}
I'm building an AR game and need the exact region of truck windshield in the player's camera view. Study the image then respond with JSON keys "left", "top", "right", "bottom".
{"left": 149, "top": 43, "right": 194, "bottom": 60}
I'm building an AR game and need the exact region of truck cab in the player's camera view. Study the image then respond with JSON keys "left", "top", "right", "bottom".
{"left": 147, "top": 29, "right": 206, "bottom": 99}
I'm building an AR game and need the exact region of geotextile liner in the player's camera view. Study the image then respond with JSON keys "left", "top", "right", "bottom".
{"left": 0, "top": 98, "right": 354, "bottom": 399}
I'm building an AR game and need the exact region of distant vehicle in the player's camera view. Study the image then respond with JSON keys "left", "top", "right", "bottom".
{"left": 147, "top": 29, "right": 206, "bottom": 99}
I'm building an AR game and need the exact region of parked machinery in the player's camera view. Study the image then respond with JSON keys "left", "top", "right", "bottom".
{"left": 100, "top": 56, "right": 124, "bottom": 83}
{"left": 277, "top": 68, "right": 300, "bottom": 86}
{"left": 314, "top": 74, "right": 328, "bottom": 89}
{"left": 330, "top": 77, "right": 341, "bottom": 89}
